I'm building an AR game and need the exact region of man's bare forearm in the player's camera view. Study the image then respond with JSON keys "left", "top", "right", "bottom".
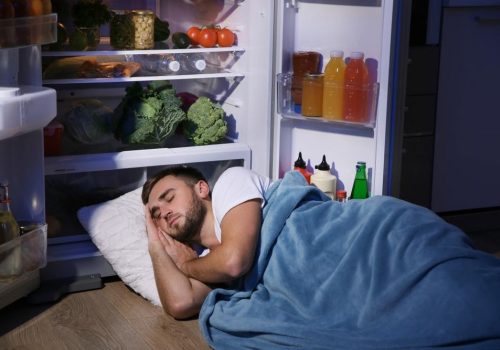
{"left": 149, "top": 245, "right": 211, "bottom": 319}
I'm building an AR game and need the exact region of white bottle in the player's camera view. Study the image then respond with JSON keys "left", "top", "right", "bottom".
{"left": 310, "top": 155, "right": 337, "bottom": 200}
{"left": 157, "top": 54, "right": 180, "bottom": 74}
{"left": 177, "top": 53, "right": 207, "bottom": 74}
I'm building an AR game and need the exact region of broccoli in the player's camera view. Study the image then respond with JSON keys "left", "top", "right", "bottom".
{"left": 183, "top": 97, "right": 228, "bottom": 146}
{"left": 113, "top": 81, "right": 186, "bottom": 145}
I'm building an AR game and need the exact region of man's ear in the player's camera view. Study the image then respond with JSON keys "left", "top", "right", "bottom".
{"left": 196, "top": 180, "right": 210, "bottom": 199}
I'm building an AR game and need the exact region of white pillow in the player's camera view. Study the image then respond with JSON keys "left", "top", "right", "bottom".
{"left": 77, "top": 187, "right": 161, "bottom": 306}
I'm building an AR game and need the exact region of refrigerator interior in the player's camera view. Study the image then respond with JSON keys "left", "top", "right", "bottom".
{"left": 1, "top": 0, "right": 398, "bottom": 302}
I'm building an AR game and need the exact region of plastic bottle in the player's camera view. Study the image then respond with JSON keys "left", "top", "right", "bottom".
{"left": 322, "top": 50, "right": 346, "bottom": 120}
{"left": 293, "top": 152, "right": 312, "bottom": 184}
{"left": 0, "top": 182, "right": 22, "bottom": 281}
{"left": 350, "top": 161, "right": 369, "bottom": 199}
{"left": 176, "top": 53, "right": 207, "bottom": 74}
{"left": 336, "top": 190, "right": 347, "bottom": 202}
{"left": 310, "top": 155, "right": 337, "bottom": 199}
{"left": 343, "top": 52, "right": 369, "bottom": 123}
{"left": 157, "top": 54, "right": 180, "bottom": 74}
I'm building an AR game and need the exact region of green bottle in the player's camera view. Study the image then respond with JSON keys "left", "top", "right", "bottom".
{"left": 350, "top": 162, "right": 369, "bottom": 199}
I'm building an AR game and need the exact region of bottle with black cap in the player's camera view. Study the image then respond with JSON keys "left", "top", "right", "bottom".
{"left": 310, "top": 155, "right": 337, "bottom": 199}
{"left": 293, "top": 152, "right": 312, "bottom": 183}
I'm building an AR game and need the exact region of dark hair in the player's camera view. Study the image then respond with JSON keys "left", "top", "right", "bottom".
{"left": 141, "top": 165, "right": 208, "bottom": 204}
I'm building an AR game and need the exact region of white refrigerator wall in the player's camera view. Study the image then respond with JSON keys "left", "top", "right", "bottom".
{"left": 273, "top": 0, "right": 394, "bottom": 195}
{"left": 158, "top": 0, "right": 275, "bottom": 177}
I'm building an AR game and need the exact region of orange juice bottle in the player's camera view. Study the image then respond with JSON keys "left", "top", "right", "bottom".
{"left": 343, "top": 52, "right": 369, "bottom": 123}
{"left": 322, "top": 50, "right": 346, "bottom": 120}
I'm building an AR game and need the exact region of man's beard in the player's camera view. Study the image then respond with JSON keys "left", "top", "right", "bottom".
{"left": 173, "top": 191, "right": 206, "bottom": 244}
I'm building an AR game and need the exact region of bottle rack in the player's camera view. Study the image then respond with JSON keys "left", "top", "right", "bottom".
{"left": 276, "top": 72, "right": 379, "bottom": 129}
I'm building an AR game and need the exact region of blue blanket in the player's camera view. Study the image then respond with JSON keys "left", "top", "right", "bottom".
{"left": 199, "top": 171, "right": 500, "bottom": 349}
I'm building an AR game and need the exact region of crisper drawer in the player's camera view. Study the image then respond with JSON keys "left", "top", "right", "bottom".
{"left": 45, "top": 158, "right": 246, "bottom": 243}
{"left": 0, "top": 224, "right": 47, "bottom": 309}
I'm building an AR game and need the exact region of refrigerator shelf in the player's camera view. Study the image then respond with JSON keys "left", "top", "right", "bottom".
{"left": 280, "top": 113, "right": 375, "bottom": 129}
{"left": 43, "top": 71, "right": 244, "bottom": 85}
{"left": 0, "top": 13, "right": 57, "bottom": 50}
{"left": 0, "top": 85, "right": 57, "bottom": 141}
{"left": 44, "top": 142, "right": 251, "bottom": 175}
{"left": 41, "top": 43, "right": 246, "bottom": 57}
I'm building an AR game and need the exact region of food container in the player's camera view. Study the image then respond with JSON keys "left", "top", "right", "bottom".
{"left": 130, "top": 10, "right": 155, "bottom": 49}
{"left": 301, "top": 73, "right": 323, "bottom": 117}
{"left": 110, "top": 10, "right": 134, "bottom": 50}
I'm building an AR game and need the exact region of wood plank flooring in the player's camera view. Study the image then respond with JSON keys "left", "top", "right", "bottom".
{"left": 0, "top": 280, "right": 210, "bottom": 350}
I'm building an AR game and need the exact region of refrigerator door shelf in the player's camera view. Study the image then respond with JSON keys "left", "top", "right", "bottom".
{"left": 0, "top": 225, "right": 47, "bottom": 310}
{"left": 0, "top": 13, "right": 57, "bottom": 50}
{"left": 0, "top": 85, "right": 57, "bottom": 141}
{"left": 44, "top": 142, "right": 251, "bottom": 175}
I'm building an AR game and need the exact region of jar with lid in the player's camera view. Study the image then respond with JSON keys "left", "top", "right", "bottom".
{"left": 110, "top": 10, "right": 134, "bottom": 50}
{"left": 130, "top": 10, "right": 155, "bottom": 49}
{"left": 301, "top": 73, "right": 323, "bottom": 117}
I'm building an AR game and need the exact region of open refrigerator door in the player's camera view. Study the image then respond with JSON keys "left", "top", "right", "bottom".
{"left": 272, "top": 0, "right": 397, "bottom": 198}
{"left": 0, "top": 13, "right": 58, "bottom": 309}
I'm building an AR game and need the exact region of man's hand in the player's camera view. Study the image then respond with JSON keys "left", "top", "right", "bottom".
{"left": 144, "top": 206, "right": 197, "bottom": 269}
{"left": 159, "top": 231, "right": 198, "bottom": 270}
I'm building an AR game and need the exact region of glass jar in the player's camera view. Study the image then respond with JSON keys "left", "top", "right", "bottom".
{"left": 301, "top": 73, "right": 323, "bottom": 117}
{"left": 130, "top": 10, "right": 155, "bottom": 49}
{"left": 110, "top": 10, "right": 134, "bottom": 50}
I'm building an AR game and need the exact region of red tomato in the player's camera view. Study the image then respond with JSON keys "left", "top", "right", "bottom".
{"left": 186, "top": 26, "right": 201, "bottom": 46}
{"left": 198, "top": 28, "right": 217, "bottom": 48}
{"left": 217, "top": 28, "right": 235, "bottom": 47}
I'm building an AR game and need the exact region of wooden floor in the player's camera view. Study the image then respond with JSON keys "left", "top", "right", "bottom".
{"left": 0, "top": 280, "right": 210, "bottom": 350}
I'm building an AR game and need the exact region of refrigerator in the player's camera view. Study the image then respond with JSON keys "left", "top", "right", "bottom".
{"left": 0, "top": 0, "right": 406, "bottom": 308}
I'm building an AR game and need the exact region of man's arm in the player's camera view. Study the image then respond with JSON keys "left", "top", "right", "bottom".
{"left": 181, "top": 198, "right": 262, "bottom": 284}
{"left": 145, "top": 208, "right": 212, "bottom": 319}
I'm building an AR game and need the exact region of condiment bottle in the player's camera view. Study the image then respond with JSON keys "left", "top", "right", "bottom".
{"left": 293, "top": 152, "right": 312, "bottom": 184}
{"left": 350, "top": 161, "right": 369, "bottom": 199}
{"left": 343, "top": 52, "right": 369, "bottom": 123}
{"left": 310, "top": 155, "right": 337, "bottom": 199}
{"left": 336, "top": 190, "right": 347, "bottom": 202}
{"left": 0, "top": 182, "right": 22, "bottom": 281}
{"left": 322, "top": 50, "right": 346, "bottom": 120}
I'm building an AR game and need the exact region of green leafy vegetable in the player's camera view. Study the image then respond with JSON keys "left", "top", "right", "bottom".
{"left": 71, "top": 0, "right": 112, "bottom": 28}
{"left": 183, "top": 97, "right": 228, "bottom": 145}
{"left": 113, "top": 81, "right": 186, "bottom": 145}
{"left": 60, "top": 99, "right": 114, "bottom": 144}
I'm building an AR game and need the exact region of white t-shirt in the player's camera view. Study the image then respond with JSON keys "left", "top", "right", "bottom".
{"left": 211, "top": 166, "right": 272, "bottom": 243}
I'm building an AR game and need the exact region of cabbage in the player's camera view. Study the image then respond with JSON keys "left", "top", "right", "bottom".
{"left": 60, "top": 99, "right": 114, "bottom": 144}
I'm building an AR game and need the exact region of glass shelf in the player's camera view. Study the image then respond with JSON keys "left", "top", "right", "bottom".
{"left": 41, "top": 41, "right": 245, "bottom": 57}
{"left": 42, "top": 45, "right": 245, "bottom": 84}
{"left": 0, "top": 14, "right": 57, "bottom": 50}
{"left": 44, "top": 142, "right": 251, "bottom": 175}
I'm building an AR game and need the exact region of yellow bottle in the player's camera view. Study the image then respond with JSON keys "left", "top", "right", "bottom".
{"left": 0, "top": 182, "right": 21, "bottom": 281}
{"left": 322, "top": 50, "right": 346, "bottom": 120}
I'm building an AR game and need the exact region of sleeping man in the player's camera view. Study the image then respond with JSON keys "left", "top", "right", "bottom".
{"left": 142, "top": 165, "right": 271, "bottom": 319}
{"left": 142, "top": 165, "right": 500, "bottom": 349}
